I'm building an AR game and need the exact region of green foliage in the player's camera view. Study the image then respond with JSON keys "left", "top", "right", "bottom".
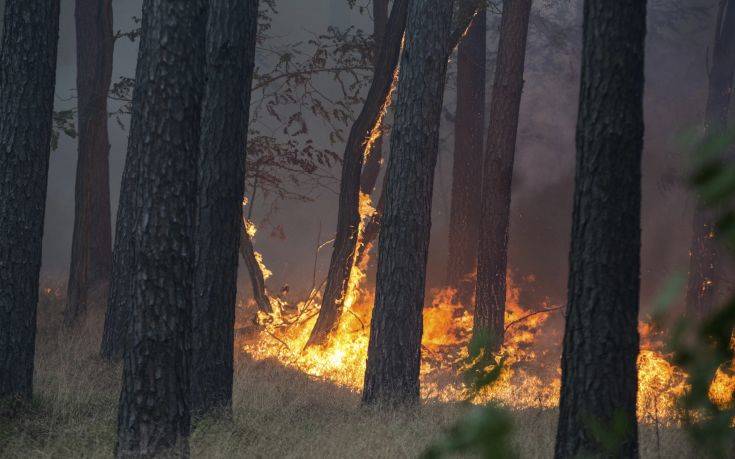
{"left": 662, "top": 130, "right": 735, "bottom": 457}
{"left": 423, "top": 331, "right": 516, "bottom": 458}
{"left": 50, "top": 109, "right": 77, "bottom": 151}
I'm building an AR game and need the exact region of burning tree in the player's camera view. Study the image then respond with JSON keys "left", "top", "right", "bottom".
{"left": 305, "top": 0, "right": 407, "bottom": 347}
{"left": 361, "top": 0, "right": 482, "bottom": 406}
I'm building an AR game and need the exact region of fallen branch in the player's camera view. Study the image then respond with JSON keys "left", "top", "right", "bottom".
{"left": 504, "top": 305, "right": 564, "bottom": 333}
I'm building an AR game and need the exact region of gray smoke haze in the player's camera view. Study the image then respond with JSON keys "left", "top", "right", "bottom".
{"left": 43, "top": 0, "right": 716, "bottom": 311}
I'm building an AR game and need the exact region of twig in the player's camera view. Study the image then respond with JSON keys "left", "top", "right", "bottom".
{"left": 504, "top": 305, "right": 564, "bottom": 333}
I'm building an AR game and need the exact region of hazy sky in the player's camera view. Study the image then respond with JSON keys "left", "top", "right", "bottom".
{"left": 41, "top": 0, "right": 715, "bottom": 310}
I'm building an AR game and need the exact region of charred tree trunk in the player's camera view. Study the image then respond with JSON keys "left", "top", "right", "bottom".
{"left": 447, "top": 2, "right": 486, "bottom": 307}
{"left": 0, "top": 0, "right": 60, "bottom": 401}
{"left": 686, "top": 0, "right": 735, "bottom": 320}
{"left": 359, "top": 0, "right": 389, "bottom": 196}
{"left": 306, "top": 0, "right": 409, "bottom": 347}
{"left": 190, "top": 0, "right": 259, "bottom": 416}
{"left": 473, "top": 0, "right": 531, "bottom": 352}
{"left": 114, "top": 0, "right": 206, "bottom": 456}
{"left": 362, "top": 0, "right": 454, "bottom": 406}
{"left": 240, "top": 223, "right": 273, "bottom": 314}
{"left": 554, "top": 1, "right": 646, "bottom": 457}
{"left": 64, "top": 0, "right": 114, "bottom": 327}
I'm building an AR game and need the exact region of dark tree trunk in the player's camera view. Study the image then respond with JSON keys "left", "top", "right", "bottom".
{"left": 99, "top": 156, "right": 134, "bottom": 360}
{"left": 358, "top": 0, "right": 389, "bottom": 196}
{"left": 686, "top": 0, "right": 735, "bottom": 320}
{"left": 114, "top": 0, "right": 206, "bottom": 456}
{"left": 64, "top": 0, "right": 114, "bottom": 327}
{"left": 473, "top": 0, "right": 531, "bottom": 351}
{"left": 240, "top": 224, "right": 273, "bottom": 314}
{"left": 554, "top": 1, "right": 646, "bottom": 457}
{"left": 0, "top": 0, "right": 60, "bottom": 401}
{"left": 362, "top": 0, "right": 454, "bottom": 406}
{"left": 447, "top": 2, "right": 486, "bottom": 307}
{"left": 306, "top": 0, "right": 409, "bottom": 347}
{"left": 191, "top": 0, "right": 259, "bottom": 416}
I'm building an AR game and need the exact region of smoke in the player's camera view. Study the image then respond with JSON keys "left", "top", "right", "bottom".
{"left": 44, "top": 0, "right": 717, "bottom": 314}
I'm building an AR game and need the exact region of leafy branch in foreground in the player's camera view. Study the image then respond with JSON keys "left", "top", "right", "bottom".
{"left": 662, "top": 130, "right": 735, "bottom": 457}
{"left": 423, "top": 331, "right": 515, "bottom": 459}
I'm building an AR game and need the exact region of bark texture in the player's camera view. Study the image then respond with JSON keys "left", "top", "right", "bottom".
{"left": 114, "top": 0, "right": 206, "bottom": 456}
{"left": 0, "top": 0, "right": 60, "bottom": 401}
{"left": 240, "top": 224, "right": 273, "bottom": 314}
{"left": 64, "top": 0, "right": 114, "bottom": 327}
{"left": 307, "top": 0, "right": 408, "bottom": 346}
{"left": 686, "top": 0, "right": 735, "bottom": 319}
{"left": 358, "top": 0, "right": 389, "bottom": 196}
{"left": 447, "top": 2, "right": 486, "bottom": 307}
{"left": 473, "top": 0, "right": 531, "bottom": 351}
{"left": 362, "top": 0, "right": 454, "bottom": 406}
{"left": 191, "top": 0, "right": 259, "bottom": 416}
{"left": 554, "top": 1, "right": 646, "bottom": 457}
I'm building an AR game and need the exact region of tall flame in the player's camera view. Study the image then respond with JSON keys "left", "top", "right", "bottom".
{"left": 239, "top": 222, "right": 734, "bottom": 425}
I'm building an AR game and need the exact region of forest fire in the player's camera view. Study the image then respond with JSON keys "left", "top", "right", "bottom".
{"left": 239, "top": 255, "right": 735, "bottom": 426}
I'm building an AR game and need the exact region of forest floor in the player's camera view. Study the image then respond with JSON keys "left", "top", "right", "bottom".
{"left": 0, "top": 288, "right": 695, "bottom": 458}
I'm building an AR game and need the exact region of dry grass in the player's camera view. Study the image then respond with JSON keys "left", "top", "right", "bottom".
{"left": 0, "top": 291, "right": 695, "bottom": 458}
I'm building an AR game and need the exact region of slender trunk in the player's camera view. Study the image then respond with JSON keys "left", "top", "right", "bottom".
{"left": 306, "top": 0, "right": 408, "bottom": 347}
{"left": 190, "top": 0, "right": 259, "bottom": 416}
{"left": 447, "top": 2, "right": 486, "bottom": 307}
{"left": 0, "top": 0, "right": 60, "bottom": 401}
{"left": 686, "top": 0, "right": 735, "bottom": 320}
{"left": 473, "top": 0, "right": 531, "bottom": 351}
{"left": 64, "top": 0, "right": 114, "bottom": 327}
{"left": 554, "top": 1, "right": 646, "bottom": 457}
{"left": 362, "top": 0, "right": 454, "bottom": 406}
{"left": 240, "top": 223, "right": 273, "bottom": 314}
{"left": 114, "top": 1, "right": 206, "bottom": 456}
{"left": 359, "top": 0, "right": 389, "bottom": 196}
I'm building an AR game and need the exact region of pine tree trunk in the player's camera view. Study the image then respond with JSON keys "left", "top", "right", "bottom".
{"left": 306, "top": 0, "right": 408, "bottom": 347}
{"left": 114, "top": 0, "right": 206, "bottom": 456}
{"left": 240, "top": 224, "right": 273, "bottom": 314}
{"left": 0, "top": 0, "right": 60, "bottom": 402}
{"left": 100, "top": 147, "right": 136, "bottom": 360}
{"left": 358, "top": 0, "right": 389, "bottom": 196}
{"left": 686, "top": 0, "right": 735, "bottom": 320}
{"left": 447, "top": 2, "right": 486, "bottom": 307}
{"left": 554, "top": 1, "right": 646, "bottom": 457}
{"left": 64, "top": 0, "right": 114, "bottom": 327}
{"left": 473, "top": 0, "right": 531, "bottom": 351}
{"left": 362, "top": 0, "right": 454, "bottom": 406}
{"left": 191, "top": 0, "right": 259, "bottom": 416}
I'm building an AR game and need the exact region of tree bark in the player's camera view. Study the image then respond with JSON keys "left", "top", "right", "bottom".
{"left": 114, "top": 0, "right": 206, "bottom": 456}
{"left": 362, "top": 0, "right": 454, "bottom": 406}
{"left": 447, "top": 2, "right": 486, "bottom": 307}
{"left": 191, "top": 0, "right": 259, "bottom": 416}
{"left": 686, "top": 0, "right": 735, "bottom": 320}
{"left": 240, "top": 223, "right": 273, "bottom": 314}
{"left": 554, "top": 1, "right": 646, "bottom": 457}
{"left": 0, "top": 0, "right": 60, "bottom": 402}
{"left": 473, "top": 0, "right": 531, "bottom": 352}
{"left": 306, "top": 0, "right": 408, "bottom": 347}
{"left": 358, "top": 0, "right": 389, "bottom": 196}
{"left": 64, "top": 0, "right": 114, "bottom": 327}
